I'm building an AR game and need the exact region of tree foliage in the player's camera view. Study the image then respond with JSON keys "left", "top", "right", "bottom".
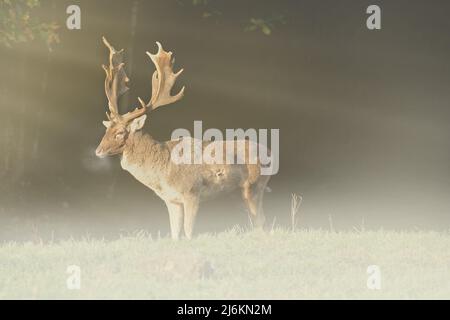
{"left": 184, "top": 0, "right": 286, "bottom": 36}
{"left": 0, "top": 0, "right": 59, "bottom": 48}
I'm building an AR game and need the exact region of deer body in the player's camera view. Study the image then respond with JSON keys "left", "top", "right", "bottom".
{"left": 96, "top": 38, "right": 269, "bottom": 239}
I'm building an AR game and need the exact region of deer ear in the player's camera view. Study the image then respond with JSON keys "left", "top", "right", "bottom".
{"left": 103, "top": 121, "right": 112, "bottom": 128}
{"left": 129, "top": 115, "right": 147, "bottom": 133}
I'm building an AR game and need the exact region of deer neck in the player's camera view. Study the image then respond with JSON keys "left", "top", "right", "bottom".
{"left": 120, "top": 132, "right": 170, "bottom": 189}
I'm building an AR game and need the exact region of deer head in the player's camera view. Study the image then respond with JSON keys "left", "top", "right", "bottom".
{"left": 96, "top": 37, "right": 185, "bottom": 158}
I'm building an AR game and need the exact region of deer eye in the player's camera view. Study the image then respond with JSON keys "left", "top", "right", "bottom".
{"left": 115, "top": 132, "right": 125, "bottom": 140}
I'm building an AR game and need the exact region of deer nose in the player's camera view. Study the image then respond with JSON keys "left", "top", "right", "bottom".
{"left": 95, "top": 146, "right": 105, "bottom": 158}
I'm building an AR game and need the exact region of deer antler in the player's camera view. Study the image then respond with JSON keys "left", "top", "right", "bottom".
{"left": 147, "top": 42, "right": 185, "bottom": 109}
{"left": 120, "top": 42, "right": 185, "bottom": 123}
{"left": 102, "top": 38, "right": 184, "bottom": 123}
{"left": 102, "top": 37, "right": 129, "bottom": 121}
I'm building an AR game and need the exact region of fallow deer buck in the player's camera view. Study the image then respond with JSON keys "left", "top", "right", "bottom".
{"left": 96, "top": 38, "right": 270, "bottom": 240}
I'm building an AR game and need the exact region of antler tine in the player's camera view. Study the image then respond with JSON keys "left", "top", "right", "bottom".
{"left": 102, "top": 36, "right": 129, "bottom": 121}
{"left": 102, "top": 36, "right": 114, "bottom": 53}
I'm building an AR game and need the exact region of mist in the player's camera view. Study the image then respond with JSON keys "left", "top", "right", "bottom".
{"left": 1, "top": 0, "right": 450, "bottom": 242}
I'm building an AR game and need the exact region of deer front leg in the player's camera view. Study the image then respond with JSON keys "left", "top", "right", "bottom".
{"left": 165, "top": 201, "right": 184, "bottom": 240}
{"left": 183, "top": 196, "right": 200, "bottom": 240}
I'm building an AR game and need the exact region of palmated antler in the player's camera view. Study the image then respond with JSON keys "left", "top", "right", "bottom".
{"left": 102, "top": 37, "right": 185, "bottom": 124}
{"left": 147, "top": 42, "right": 185, "bottom": 110}
{"left": 102, "top": 37, "right": 129, "bottom": 121}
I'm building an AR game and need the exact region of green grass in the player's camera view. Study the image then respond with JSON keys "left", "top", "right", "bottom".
{"left": 1, "top": 229, "right": 450, "bottom": 299}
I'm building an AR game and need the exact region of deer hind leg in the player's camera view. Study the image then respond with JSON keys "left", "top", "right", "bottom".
{"left": 256, "top": 175, "right": 270, "bottom": 226}
{"left": 183, "top": 196, "right": 200, "bottom": 240}
{"left": 165, "top": 201, "right": 184, "bottom": 241}
{"left": 242, "top": 180, "right": 267, "bottom": 229}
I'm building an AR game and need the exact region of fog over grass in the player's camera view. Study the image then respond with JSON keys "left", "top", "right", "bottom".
{"left": 1, "top": 229, "right": 449, "bottom": 299}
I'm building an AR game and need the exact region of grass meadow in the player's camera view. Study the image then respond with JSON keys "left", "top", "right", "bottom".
{"left": 1, "top": 228, "right": 450, "bottom": 299}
